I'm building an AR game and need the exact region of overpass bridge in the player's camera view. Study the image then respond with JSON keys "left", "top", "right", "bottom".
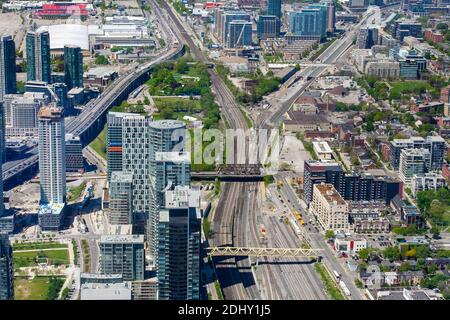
{"left": 191, "top": 172, "right": 264, "bottom": 182}
{"left": 207, "top": 247, "right": 323, "bottom": 259}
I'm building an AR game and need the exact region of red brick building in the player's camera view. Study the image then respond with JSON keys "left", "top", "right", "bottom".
{"left": 424, "top": 29, "right": 444, "bottom": 43}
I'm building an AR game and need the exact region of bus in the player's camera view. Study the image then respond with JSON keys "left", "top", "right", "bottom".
{"left": 333, "top": 270, "right": 341, "bottom": 280}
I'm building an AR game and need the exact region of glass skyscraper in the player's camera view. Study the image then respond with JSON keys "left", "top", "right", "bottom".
{"left": 227, "top": 20, "right": 253, "bottom": 48}
{"left": 157, "top": 186, "right": 201, "bottom": 300}
{"left": 26, "top": 30, "right": 51, "bottom": 84}
{"left": 64, "top": 45, "right": 83, "bottom": 90}
{"left": 0, "top": 35, "right": 17, "bottom": 101}
{"left": 0, "top": 234, "right": 14, "bottom": 300}
{"left": 148, "top": 120, "right": 190, "bottom": 257}
{"left": 289, "top": 5, "right": 328, "bottom": 37}
{"left": 257, "top": 15, "right": 281, "bottom": 40}
{"left": 267, "top": 0, "right": 282, "bottom": 19}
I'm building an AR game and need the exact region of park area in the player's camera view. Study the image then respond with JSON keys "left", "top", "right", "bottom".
{"left": 13, "top": 242, "right": 69, "bottom": 268}
{"left": 14, "top": 276, "right": 66, "bottom": 300}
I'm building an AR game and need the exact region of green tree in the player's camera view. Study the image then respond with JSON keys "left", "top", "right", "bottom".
{"left": 325, "top": 230, "right": 335, "bottom": 240}
{"left": 383, "top": 246, "right": 401, "bottom": 261}
{"left": 95, "top": 55, "right": 109, "bottom": 65}
{"left": 436, "top": 22, "right": 448, "bottom": 31}
{"left": 398, "top": 262, "right": 412, "bottom": 272}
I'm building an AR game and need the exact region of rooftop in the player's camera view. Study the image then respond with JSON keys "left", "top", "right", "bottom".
{"left": 165, "top": 186, "right": 201, "bottom": 209}
{"left": 314, "top": 183, "right": 346, "bottom": 205}
{"left": 312, "top": 141, "right": 332, "bottom": 154}
{"left": 155, "top": 152, "right": 191, "bottom": 163}
{"left": 38, "top": 106, "right": 63, "bottom": 120}
{"left": 110, "top": 171, "right": 133, "bottom": 184}
{"left": 100, "top": 234, "right": 144, "bottom": 244}
{"left": 38, "top": 203, "right": 65, "bottom": 215}
{"left": 149, "top": 119, "right": 185, "bottom": 130}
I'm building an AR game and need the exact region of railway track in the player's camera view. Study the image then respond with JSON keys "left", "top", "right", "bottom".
{"left": 158, "top": 1, "right": 260, "bottom": 300}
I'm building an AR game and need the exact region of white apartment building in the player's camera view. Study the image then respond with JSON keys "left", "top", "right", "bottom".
{"left": 310, "top": 183, "right": 350, "bottom": 232}
{"left": 38, "top": 106, "right": 66, "bottom": 204}
{"left": 411, "top": 172, "right": 446, "bottom": 197}
{"left": 399, "top": 148, "right": 431, "bottom": 187}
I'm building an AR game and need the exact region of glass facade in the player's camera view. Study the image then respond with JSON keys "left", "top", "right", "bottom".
{"left": 26, "top": 30, "right": 51, "bottom": 84}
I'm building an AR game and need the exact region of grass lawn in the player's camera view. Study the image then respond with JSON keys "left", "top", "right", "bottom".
{"left": 67, "top": 181, "right": 86, "bottom": 202}
{"left": 89, "top": 127, "right": 107, "bottom": 160}
{"left": 314, "top": 262, "right": 346, "bottom": 300}
{"left": 14, "top": 276, "right": 66, "bottom": 300}
{"left": 152, "top": 97, "right": 203, "bottom": 122}
{"left": 14, "top": 249, "right": 69, "bottom": 268}
{"left": 389, "top": 80, "right": 435, "bottom": 100}
{"left": 13, "top": 242, "right": 67, "bottom": 251}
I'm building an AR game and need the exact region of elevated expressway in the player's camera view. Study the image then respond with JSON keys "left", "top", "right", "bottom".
{"left": 2, "top": 3, "right": 184, "bottom": 186}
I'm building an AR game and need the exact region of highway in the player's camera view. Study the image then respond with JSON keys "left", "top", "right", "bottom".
{"left": 2, "top": 2, "right": 183, "bottom": 183}
{"left": 277, "top": 174, "right": 365, "bottom": 299}
{"left": 259, "top": 6, "right": 380, "bottom": 129}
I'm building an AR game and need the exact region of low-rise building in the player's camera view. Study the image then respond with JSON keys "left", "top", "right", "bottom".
{"left": 376, "top": 288, "right": 443, "bottom": 300}
{"left": 80, "top": 282, "right": 132, "bottom": 300}
{"left": 365, "top": 60, "right": 400, "bottom": 79}
{"left": 334, "top": 236, "right": 367, "bottom": 254}
{"left": 284, "top": 112, "right": 331, "bottom": 133}
{"left": 353, "top": 217, "right": 390, "bottom": 233}
{"left": 310, "top": 183, "right": 350, "bottom": 232}
{"left": 131, "top": 278, "right": 158, "bottom": 300}
{"left": 411, "top": 172, "right": 446, "bottom": 197}
{"left": 312, "top": 141, "right": 333, "bottom": 160}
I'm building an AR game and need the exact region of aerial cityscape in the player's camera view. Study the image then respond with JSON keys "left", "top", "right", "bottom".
{"left": 0, "top": 0, "right": 449, "bottom": 303}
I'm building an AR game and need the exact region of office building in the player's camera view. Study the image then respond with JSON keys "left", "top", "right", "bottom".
{"left": 310, "top": 184, "right": 350, "bottom": 232}
{"left": 64, "top": 45, "right": 83, "bottom": 90}
{"left": 227, "top": 20, "right": 253, "bottom": 48}
{"left": 0, "top": 36, "right": 17, "bottom": 101}
{"left": 267, "top": 0, "right": 282, "bottom": 19}
{"left": 391, "top": 20, "right": 422, "bottom": 41}
{"left": 411, "top": 173, "right": 446, "bottom": 197}
{"left": 389, "top": 136, "right": 446, "bottom": 171}
{"left": 99, "top": 235, "right": 145, "bottom": 281}
{"left": 289, "top": 5, "right": 328, "bottom": 37}
{"left": 365, "top": 60, "right": 400, "bottom": 79}
{"left": 65, "top": 133, "right": 83, "bottom": 173}
{"left": 4, "top": 93, "right": 46, "bottom": 138}
{"left": 399, "top": 148, "right": 431, "bottom": 186}
{"left": 109, "top": 171, "right": 133, "bottom": 225}
{"left": 0, "top": 234, "right": 14, "bottom": 300}
{"left": 26, "top": 30, "right": 51, "bottom": 84}
{"left": 257, "top": 15, "right": 281, "bottom": 40}
{"left": 38, "top": 106, "right": 65, "bottom": 231}
{"left": 148, "top": 120, "right": 190, "bottom": 257}
{"left": 357, "top": 27, "right": 379, "bottom": 49}
{"left": 217, "top": 11, "right": 251, "bottom": 46}
{"left": 157, "top": 186, "right": 201, "bottom": 300}
{"left": 303, "top": 160, "right": 402, "bottom": 205}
